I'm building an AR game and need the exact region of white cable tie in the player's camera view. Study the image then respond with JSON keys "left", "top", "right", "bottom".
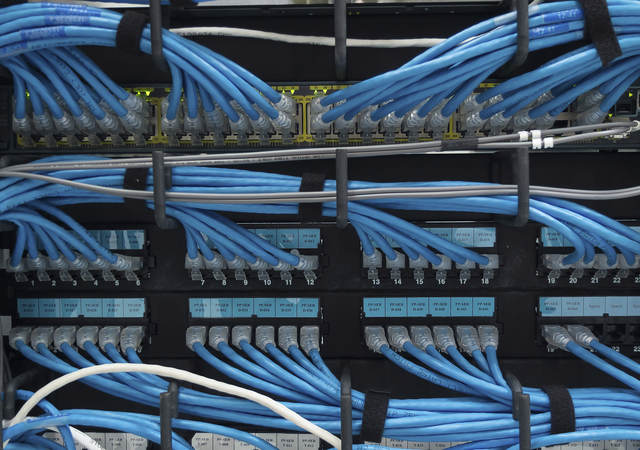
{"left": 531, "top": 129, "right": 543, "bottom": 150}
{"left": 543, "top": 137, "right": 554, "bottom": 149}
{"left": 518, "top": 131, "right": 529, "bottom": 142}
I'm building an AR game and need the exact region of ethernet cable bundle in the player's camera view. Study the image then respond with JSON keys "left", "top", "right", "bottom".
{"left": 2, "top": 1, "right": 638, "bottom": 149}
{"left": 3, "top": 148, "right": 640, "bottom": 277}
{"left": 9, "top": 320, "right": 640, "bottom": 448}
{"left": 0, "top": 2, "right": 297, "bottom": 147}
{"left": 313, "top": 0, "right": 640, "bottom": 140}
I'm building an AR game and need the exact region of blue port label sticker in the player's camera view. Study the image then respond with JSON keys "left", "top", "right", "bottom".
{"left": 189, "top": 298, "right": 320, "bottom": 319}
{"left": 208, "top": 228, "right": 321, "bottom": 250}
{"left": 540, "top": 227, "right": 567, "bottom": 247}
{"left": 540, "top": 296, "right": 640, "bottom": 317}
{"left": 17, "top": 298, "right": 145, "bottom": 318}
{"left": 363, "top": 297, "right": 495, "bottom": 318}
{"left": 370, "top": 226, "right": 496, "bottom": 250}
{"left": 86, "top": 229, "right": 145, "bottom": 250}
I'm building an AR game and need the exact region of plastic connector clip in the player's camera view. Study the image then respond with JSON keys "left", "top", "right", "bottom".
{"left": 9, "top": 327, "right": 32, "bottom": 350}
{"left": 75, "top": 326, "right": 99, "bottom": 349}
{"left": 410, "top": 326, "right": 434, "bottom": 350}
{"left": 477, "top": 325, "right": 500, "bottom": 351}
{"left": 30, "top": 327, "right": 54, "bottom": 350}
{"left": 185, "top": 326, "right": 207, "bottom": 351}
{"left": 364, "top": 326, "right": 388, "bottom": 353}
{"left": 231, "top": 326, "right": 252, "bottom": 349}
{"left": 566, "top": 325, "right": 598, "bottom": 348}
{"left": 76, "top": 326, "right": 99, "bottom": 349}
{"left": 542, "top": 325, "right": 573, "bottom": 350}
{"left": 255, "top": 326, "right": 275, "bottom": 351}
{"left": 300, "top": 326, "right": 320, "bottom": 355}
{"left": 387, "top": 326, "right": 410, "bottom": 352}
{"left": 120, "top": 326, "right": 145, "bottom": 352}
{"left": 53, "top": 326, "right": 77, "bottom": 352}
{"left": 455, "top": 325, "right": 481, "bottom": 354}
{"left": 208, "top": 326, "right": 229, "bottom": 351}
{"left": 433, "top": 326, "right": 456, "bottom": 352}
{"left": 278, "top": 326, "right": 298, "bottom": 353}
{"left": 99, "top": 326, "right": 122, "bottom": 352}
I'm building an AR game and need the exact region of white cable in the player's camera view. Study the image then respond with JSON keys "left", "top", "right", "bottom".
{"left": 47, "top": 425, "right": 105, "bottom": 450}
{"left": 69, "top": 427, "right": 105, "bottom": 450}
{"left": 170, "top": 26, "right": 444, "bottom": 48}
{"left": 8, "top": 363, "right": 342, "bottom": 449}
{"left": 3, "top": 419, "right": 107, "bottom": 450}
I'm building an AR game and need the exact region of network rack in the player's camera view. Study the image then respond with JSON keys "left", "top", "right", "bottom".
{"left": 2, "top": 0, "right": 640, "bottom": 449}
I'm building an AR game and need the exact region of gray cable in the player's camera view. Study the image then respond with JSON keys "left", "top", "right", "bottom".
{"left": 5, "top": 170, "right": 640, "bottom": 203}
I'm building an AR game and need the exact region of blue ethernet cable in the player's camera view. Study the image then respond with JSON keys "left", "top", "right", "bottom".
{"left": 3, "top": 412, "right": 190, "bottom": 450}
{"left": 12, "top": 72, "right": 27, "bottom": 119}
{"left": 216, "top": 341, "right": 292, "bottom": 387}
{"left": 566, "top": 341, "right": 640, "bottom": 391}
{"left": 42, "top": 50, "right": 108, "bottom": 120}
{"left": 21, "top": 51, "right": 83, "bottom": 118}
{"left": 1, "top": 60, "right": 64, "bottom": 119}
{"left": 316, "top": 1, "right": 640, "bottom": 126}
{"left": 589, "top": 340, "right": 640, "bottom": 376}
{"left": 15, "top": 390, "right": 75, "bottom": 450}
{"left": 22, "top": 330, "right": 640, "bottom": 446}
{"left": 379, "top": 345, "right": 479, "bottom": 396}
{"left": 471, "top": 349, "right": 492, "bottom": 376}
{"left": 193, "top": 341, "right": 325, "bottom": 403}
{"left": 119, "top": 345, "right": 346, "bottom": 419}
{"left": 0, "top": 211, "right": 98, "bottom": 262}
{"left": 484, "top": 346, "right": 508, "bottom": 389}
{"left": 54, "top": 341, "right": 325, "bottom": 420}
{"left": 237, "top": 340, "right": 336, "bottom": 404}
{"left": 5, "top": 158, "right": 640, "bottom": 270}
{"left": 20, "top": 433, "right": 66, "bottom": 450}
{"left": 0, "top": 4, "right": 287, "bottom": 122}
{"left": 445, "top": 346, "right": 495, "bottom": 384}
{"left": 263, "top": 343, "right": 343, "bottom": 404}
{"left": 30, "top": 200, "right": 117, "bottom": 263}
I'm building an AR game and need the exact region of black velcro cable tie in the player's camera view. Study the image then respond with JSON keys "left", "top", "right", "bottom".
{"left": 123, "top": 167, "right": 150, "bottom": 209}
{"left": 298, "top": 172, "right": 326, "bottom": 223}
{"left": 441, "top": 137, "right": 479, "bottom": 151}
{"left": 542, "top": 385, "right": 575, "bottom": 435}
{"left": 577, "top": 0, "right": 622, "bottom": 66}
{"left": 116, "top": 11, "right": 149, "bottom": 53}
{"left": 360, "top": 390, "right": 389, "bottom": 443}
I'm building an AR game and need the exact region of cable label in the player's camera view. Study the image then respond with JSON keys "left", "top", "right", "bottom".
{"left": 529, "top": 23, "right": 571, "bottom": 40}
{"left": 45, "top": 16, "right": 91, "bottom": 26}
{"left": 0, "top": 42, "right": 28, "bottom": 59}
{"left": 20, "top": 27, "right": 66, "bottom": 41}
{"left": 541, "top": 9, "right": 583, "bottom": 24}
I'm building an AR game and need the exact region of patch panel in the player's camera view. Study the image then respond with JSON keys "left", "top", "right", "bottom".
{"left": 11, "top": 84, "right": 639, "bottom": 151}
{"left": 43, "top": 431, "right": 148, "bottom": 450}
{"left": 191, "top": 433, "right": 320, "bottom": 450}
{"left": 538, "top": 296, "right": 640, "bottom": 347}
{"left": 538, "top": 226, "right": 640, "bottom": 286}
{"left": 543, "top": 442, "right": 638, "bottom": 449}
{"left": 184, "top": 226, "right": 323, "bottom": 286}
{"left": 1, "top": 227, "right": 148, "bottom": 286}
{"left": 362, "top": 224, "right": 499, "bottom": 286}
